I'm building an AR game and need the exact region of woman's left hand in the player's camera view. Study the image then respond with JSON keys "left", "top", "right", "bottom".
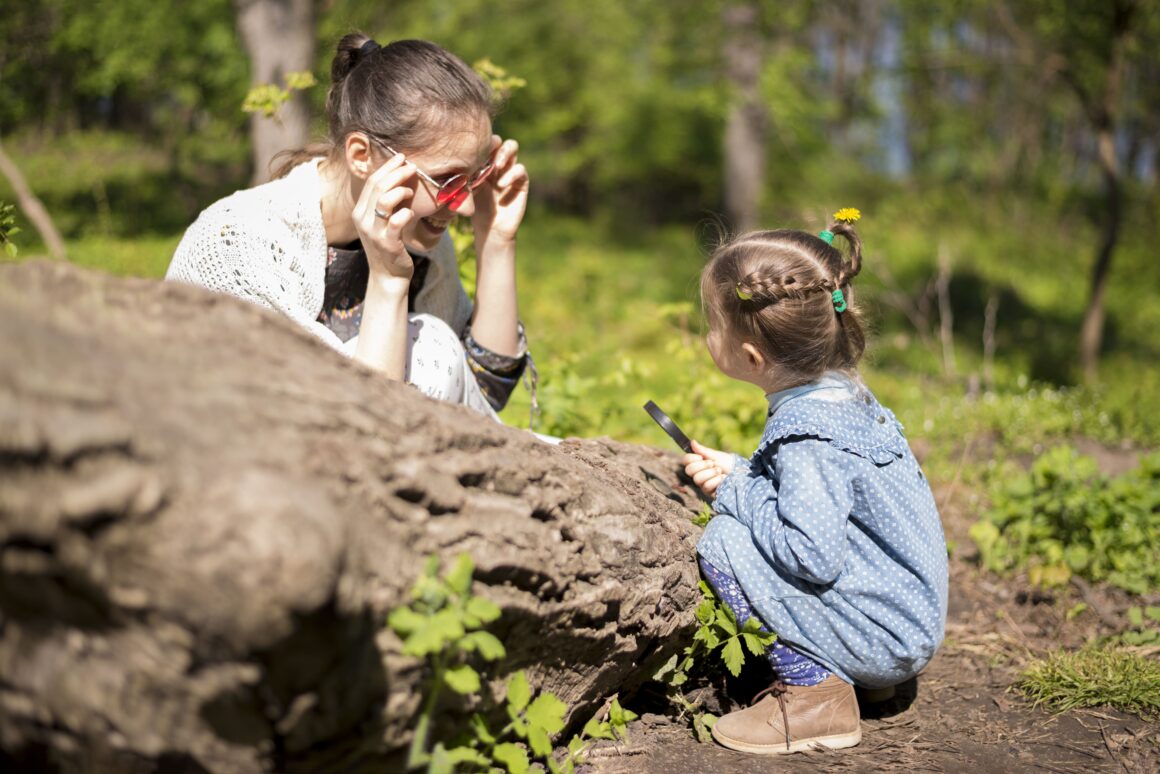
{"left": 472, "top": 135, "right": 528, "bottom": 249}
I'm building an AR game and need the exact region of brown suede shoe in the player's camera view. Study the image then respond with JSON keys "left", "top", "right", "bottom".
{"left": 711, "top": 674, "right": 862, "bottom": 754}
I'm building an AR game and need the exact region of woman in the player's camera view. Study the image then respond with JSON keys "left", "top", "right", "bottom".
{"left": 167, "top": 34, "right": 530, "bottom": 417}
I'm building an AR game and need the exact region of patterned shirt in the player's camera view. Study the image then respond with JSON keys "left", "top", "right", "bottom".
{"left": 317, "top": 244, "right": 529, "bottom": 411}
{"left": 697, "top": 372, "right": 948, "bottom": 687}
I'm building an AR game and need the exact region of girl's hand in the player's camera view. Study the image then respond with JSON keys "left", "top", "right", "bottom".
{"left": 472, "top": 135, "right": 529, "bottom": 249}
{"left": 354, "top": 152, "right": 418, "bottom": 282}
{"left": 682, "top": 440, "right": 735, "bottom": 498}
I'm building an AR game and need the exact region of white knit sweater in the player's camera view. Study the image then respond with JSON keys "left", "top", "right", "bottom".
{"left": 166, "top": 158, "right": 473, "bottom": 353}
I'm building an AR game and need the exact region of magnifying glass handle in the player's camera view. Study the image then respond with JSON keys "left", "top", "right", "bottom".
{"left": 643, "top": 400, "right": 693, "bottom": 453}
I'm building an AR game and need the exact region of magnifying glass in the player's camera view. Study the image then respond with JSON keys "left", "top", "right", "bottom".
{"left": 643, "top": 400, "right": 693, "bottom": 453}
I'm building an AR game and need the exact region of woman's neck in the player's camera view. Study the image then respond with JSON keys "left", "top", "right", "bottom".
{"left": 317, "top": 158, "right": 360, "bottom": 246}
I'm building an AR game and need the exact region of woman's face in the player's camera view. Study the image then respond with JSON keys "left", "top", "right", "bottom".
{"left": 394, "top": 113, "right": 494, "bottom": 253}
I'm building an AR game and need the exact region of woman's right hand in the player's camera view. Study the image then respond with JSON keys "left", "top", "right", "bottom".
{"left": 682, "top": 440, "right": 735, "bottom": 498}
{"left": 353, "top": 152, "right": 417, "bottom": 282}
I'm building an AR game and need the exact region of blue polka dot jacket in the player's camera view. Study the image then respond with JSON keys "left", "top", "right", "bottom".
{"left": 697, "top": 372, "right": 949, "bottom": 688}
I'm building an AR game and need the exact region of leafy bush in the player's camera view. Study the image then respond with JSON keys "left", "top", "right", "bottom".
{"left": 970, "top": 446, "right": 1160, "bottom": 593}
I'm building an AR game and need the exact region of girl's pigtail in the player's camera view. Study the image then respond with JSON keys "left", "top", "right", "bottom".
{"left": 827, "top": 221, "right": 863, "bottom": 288}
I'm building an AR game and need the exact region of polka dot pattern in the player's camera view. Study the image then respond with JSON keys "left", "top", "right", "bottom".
{"left": 697, "top": 374, "right": 949, "bottom": 689}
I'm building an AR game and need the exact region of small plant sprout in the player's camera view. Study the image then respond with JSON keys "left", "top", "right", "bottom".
{"left": 0, "top": 202, "right": 20, "bottom": 257}
{"left": 387, "top": 554, "right": 639, "bottom": 773}
{"left": 242, "top": 70, "right": 317, "bottom": 119}
{"left": 650, "top": 581, "right": 775, "bottom": 741}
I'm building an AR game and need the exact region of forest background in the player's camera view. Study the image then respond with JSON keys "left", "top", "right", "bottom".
{"left": 2, "top": 1, "right": 1159, "bottom": 609}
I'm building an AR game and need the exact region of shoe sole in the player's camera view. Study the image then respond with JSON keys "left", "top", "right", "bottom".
{"left": 711, "top": 724, "right": 863, "bottom": 755}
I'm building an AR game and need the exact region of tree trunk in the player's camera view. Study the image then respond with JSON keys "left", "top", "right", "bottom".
{"left": 0, "top": 138, "right": 67, "bottom": 260}
{"left": 234, "top": 0, "right": 315, "bottom": 185}
{"left": 0, "top": 262, "right": 703, "bottom": 772}
{"left": 1076, "top": 3, "right": 1133, "bottom": 384}
{"left": 722, "top": 4, "right": 767, "bottom": 233}
{"left": 1078, "top": 124, "right": 1122, "bottom": 383}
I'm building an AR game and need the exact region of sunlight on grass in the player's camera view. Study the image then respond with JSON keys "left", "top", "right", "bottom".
{"left": 1017, "top": 647, "right": 1160, "bottom": 718}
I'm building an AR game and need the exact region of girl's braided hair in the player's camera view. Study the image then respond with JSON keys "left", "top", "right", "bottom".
{"left": 701, "top": 220, "right": 867, "bottom": 386}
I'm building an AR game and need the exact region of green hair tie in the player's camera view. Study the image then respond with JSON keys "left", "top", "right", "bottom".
{"left": 818, "top": 229, "right": 835, "bottom": 245}
{"left": 832, "top": 288, "right": 847, "bottom": 313}
{"left": 736, "top": 284, "right": 752, "bottom": 301}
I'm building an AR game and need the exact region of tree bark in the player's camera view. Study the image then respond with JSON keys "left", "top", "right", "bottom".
{"left": 722, "top": 4, "right": 767, "bottom": 233}
{"left": 234, "top": 0, "right": 315, "bottom": 185}
{"left": 1078, "top": 122, "right": 1123, "bottom": 384}
{"left": 1068, "top": 1, "right": 1133, "bottom": 384}
{"left": 0, "top": 262, "right": 703, "bottom": 772}
{"left": 0, "top": 138, "right": 67, "bottom": 260}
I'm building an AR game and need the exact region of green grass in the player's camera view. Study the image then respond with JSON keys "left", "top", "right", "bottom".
{"left": 1017, "top": 646, "right": 1160, "bottom": 718}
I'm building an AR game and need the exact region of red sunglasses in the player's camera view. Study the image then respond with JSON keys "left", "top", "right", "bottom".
{"left": 369, "top": 136, "right": 494, "bottom": 212}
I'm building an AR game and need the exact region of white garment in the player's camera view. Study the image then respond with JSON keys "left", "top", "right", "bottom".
{"left": 166, "top": 158, "right": 495, "bottom": 417}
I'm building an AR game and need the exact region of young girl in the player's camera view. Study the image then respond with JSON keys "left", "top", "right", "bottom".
{"left": 683, "top": 211, "right": 948, "bottom": 755}
{"left": 167, "top": 35, "right": 530, "bottom": 418}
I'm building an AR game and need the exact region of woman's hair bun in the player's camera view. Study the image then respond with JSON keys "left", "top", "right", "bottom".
{"left": 331, "top": 32, "right": 374, "bottom": 84}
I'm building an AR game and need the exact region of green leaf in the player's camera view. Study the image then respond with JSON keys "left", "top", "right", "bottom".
{"left": 611, "top": 698, "right": 638, "bottom": 725}
{"left": 693, "top": 625, "right": 720, "bottom": 649}
{"left": 386, "top": 606, "right": 426, "bottom": 636}
{"left": 507, "top": 671, "right": 532, "bottom": 712}
{"left": 1128, "top": 607, "right": 1144, "bottom": 628}
{"left": 444, "top": 664, "right": 481, "bottom": 695}
{"left": 403, "top": 609, "right": 466, "bottom": 657}
{"left": 650, "top": 653, "right": 678, "bottom": 681}
{"left": 714, "top": 607, "right": 739, "bottom": 635}
{"left": 492, "top": 742, "right": 529, "bottom": 774}
{"left": 527, "top": 725, "right": 553, "bottom": 758}
{"left": 582, "top": 715, "right": 614, "bottom": 740}
{"left": 465, "top": 595, "right": 502, "bottom": 625}
{"left": 461, "top": 630, "right": 506, "bottom": 661}
{"left": 4, "top": 242, "right": 16, "bottom": 257}
{"left": 720, "top": 637, "right": 744, "bottom": 677}
{"left": 526, "top": 692, "right": 568, "bottom": 735}
{"left": 442, "top": 745, "right": 490, "bottom": 767}
{"left": 1145, "top": 606, "right": 1160, "bottom": 622}
{"left": 428, "top": 744, "right": 454, "bottom": 774}
{"left": 741, "top": 632, "right": 768, "bottom": 657}
{"left": 445, "top": 553, "right": 475, "bottom": 596}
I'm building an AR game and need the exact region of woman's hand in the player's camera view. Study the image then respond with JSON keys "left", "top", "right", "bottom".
{"left": 682, "top": 440, "right": 736, "bottom": 498}
{"left": 353, "top": 152, "right": 418, "bottom": 283}
{"left": 350, "top": 153, "right": 418, "bottom": 381}
{"left": 472, "top": 135, "right": 529, "bottom": 249}
{"left": 468, "top": 136, "right": 526, "bottom": 357}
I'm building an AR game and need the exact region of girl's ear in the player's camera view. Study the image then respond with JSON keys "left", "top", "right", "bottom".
{"left": 344, "top": 132, "right": 374, "bottom": 179}
{"left": 740, "top": 342, "right": 766, "bottom": 372}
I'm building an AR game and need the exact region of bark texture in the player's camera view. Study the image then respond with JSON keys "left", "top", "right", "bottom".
{"left": 0, "top": 262, "right": 704, "bottom": 773}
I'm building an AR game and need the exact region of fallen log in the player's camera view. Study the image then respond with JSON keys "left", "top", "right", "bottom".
{"left": 0, "top": 261, "right": 704, "bottom": 772}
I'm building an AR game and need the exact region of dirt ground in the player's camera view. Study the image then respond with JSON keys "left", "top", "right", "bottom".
{"left": 583, "top": 474, "right": 1160, "bottom": 774}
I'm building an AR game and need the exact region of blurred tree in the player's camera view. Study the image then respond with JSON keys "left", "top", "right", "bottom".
{"left": 721, "top": 3, "right": 767, "bottom": 233}
{"left": 234, "top": 0, "right": 315, "bottom": 184}
{"left": 995, "top": 0, "right": 1144, "bottom": 382}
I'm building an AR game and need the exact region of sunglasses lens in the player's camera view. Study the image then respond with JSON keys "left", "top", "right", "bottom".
{"left": 440, "top": 186, "right": 470, "bottom": 212}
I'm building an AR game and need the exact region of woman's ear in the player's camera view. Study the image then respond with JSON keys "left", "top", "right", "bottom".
{"left": 740, "top": 342, "right": 766, "bottom": 373}
{"left": 344, "top": 132, "right": 374, "bottom": 179}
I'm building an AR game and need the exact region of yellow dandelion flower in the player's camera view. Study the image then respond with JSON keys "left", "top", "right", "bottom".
{"left": 833, "top": 207, "right": 861, "bottom": 224}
